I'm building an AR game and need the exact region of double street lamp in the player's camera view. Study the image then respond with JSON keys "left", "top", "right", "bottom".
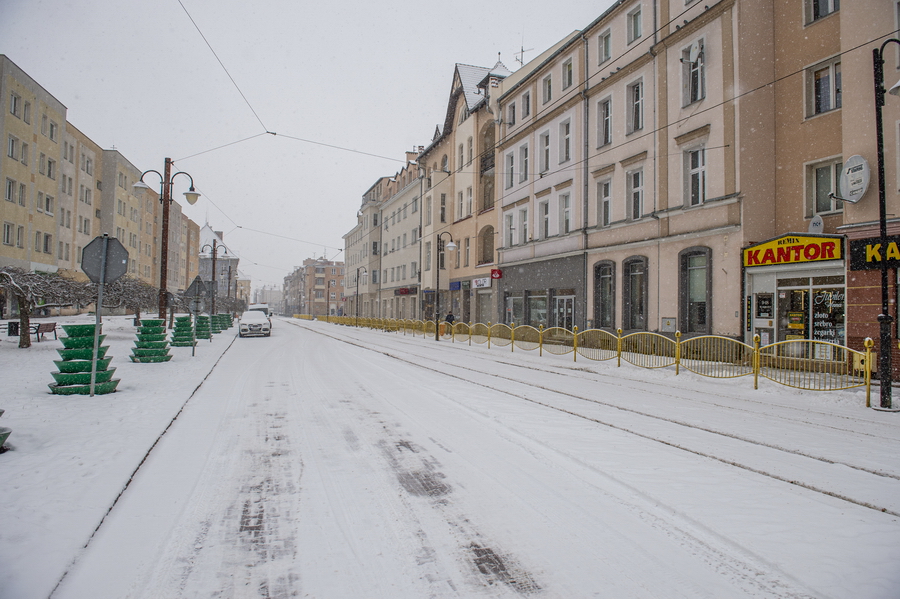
{"left": 873, "top": 39, "right": 900, "bottom": 409}
{"left": 135, "top": 158, "right": 200, "bottom": 321}
{"left": 200, "top": 239, "right": 230, "bottom": 315}
{"left": 355, "top": 266, "right": 367, "bottom": 326}
{"left": 434, "top": 231, "right": 457, "bottom": 341}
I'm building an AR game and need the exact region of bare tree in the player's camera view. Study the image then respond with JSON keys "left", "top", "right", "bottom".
{"left": 101, "top": 277, "right": 159, "bottom": 323}
{"left": 0, "top": 267, "right": 92, "bottom": 348}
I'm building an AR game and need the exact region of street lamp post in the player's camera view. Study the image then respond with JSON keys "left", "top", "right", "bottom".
{"left": 873, "top": 39, "right": 900, "bottom": 410}
{"left": 135, "top": 158, "right": 200, "bottom": 321}
{"left": 356, "top": 266, "right": 367, "bottom": 327}
{"left": 434, "top": 231, "right": 457, "bottom": 341}
{"left": 200, "top": 239, "right": 229, "bottom": 316}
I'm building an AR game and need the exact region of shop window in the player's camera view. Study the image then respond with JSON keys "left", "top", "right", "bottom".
{"left": 594, "top": 261, "right": 616, "bottom": 328}
{"left": 623, "top": 256, "right": 647, "bottom": 330}
{"left": 679, "top": 247, "right": 711, "bottom": 334}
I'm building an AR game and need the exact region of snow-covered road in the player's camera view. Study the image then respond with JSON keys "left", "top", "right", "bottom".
{"left": 4, "top": 317, "right": 899, "bottom": 598}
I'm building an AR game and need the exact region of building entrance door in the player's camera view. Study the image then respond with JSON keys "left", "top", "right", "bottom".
{"left": 555, "top": 296, "right": 575, "bottom": 330}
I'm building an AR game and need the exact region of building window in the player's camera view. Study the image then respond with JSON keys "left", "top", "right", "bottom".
{"left": 598, "top": 98, "right": 612, "bottom": 146}
{"left": 594, "top": 261, "right": 615, "bottom": 328}
{"left": 559, "top": 193, "right": 571, "bottom": 234}
{"left": 43, "top": 233, "right": 52, "bottom": 254}
{"left": 5, "top": 178, "right": 14, "bottom": 203}
{"left": 682, "top": 41, "right": 705, "bottom": 105}
{"left": 680, "top": 247, "right": 712, "bottom": 334}
{"left": 519, "top": 208, "right": 529, "bottom": 244}
{"left": 598, "top": 30, "right": 611, "bottom": 64}
{"left": 479, "top": 226, "right": 495, "bottom": 265}
{"left": 623, "top": 256, "right": 647, "bottom": 330}
{"left": 562, "top": 59, "right": 574, "bottom": 90}
{"left": 467, "top": 137, "right": 473, "bottom": 165}
{"left": 505, "top": 152, "right": 515, "bottom": 189}
{"left": 425, "top": 242, "right": 431, "bottom": 271}
{"left": 505, "top": 212, "right": 515, "bottom": 247}
{"left": 49, "top": 121, "right": 58, "bottom": 142}
{"left": 627, "top": 6, "right": 642, "bottom": 43}
{"left": 9, "top": 92, "right": 21, "bottom": 117}
{"left": 559, "top": 120, "right": 571, "bottom": 163}
{"left": 628, "top": 80, "right": 643, "bottom": 132}
{"left": 539, "top": 201, "right": 550, "bottom": 238}
{"left": 20, "top": 142, "right": 28, "bottom": 165}
{"left": 18, "top": 182, "right": 25, "bottom": 206}
{"left": 2, "top": 222, "right": 12, "bottom": 246}
{"left": 440, "top": 193, "right": 447, "bottom": 223}
{"left": 467, "top": 186, "right": 473, "bottom": 215}
{"left": 542, "top": 75, "right": 552, "bottom": 104}
{"left": 425, "top": 196, "right": 432, "bottom": 225}
{"left": 464, "top": 237, "right": 470, "bottom": 266}
{"left": 686, "top": 147, "right": 706, "bottom": 206}
{"left": 808, "top": 157, "right": 843, "bottom": 215}
{"left": 16, "top": 225, "right": 24, "bottom": 248}
{"left": 808, "top": 58, "right": 841, "bottom": 116}
{"left": 522, "top": 92, "right": 531, "bottom": 118}
{"left": 598, "top": 179, "right": 612, "bottom": 226}
{"left": 508, "top": 102, "right": 516, "bottom": 126}
{"left": 807, "top": 0, "right": 839, "bottom": 23}
{"left": 627, "top": 169, "right": 644, "bottom": 219}
{"left": 22, "top": 101, "right": 30, "bottom": 123}
{"left": 7, "top": 135, "right": 17, "bottom": 158}
{"left": 519, "top": 145, "right": 529, "bottom": 182}
{"left": 540, "top": 132, "right": 551, "bottom": 173}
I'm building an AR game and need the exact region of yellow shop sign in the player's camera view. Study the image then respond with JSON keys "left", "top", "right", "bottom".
{"left": 743, "top": 234, "right": 843, "bottom": 268}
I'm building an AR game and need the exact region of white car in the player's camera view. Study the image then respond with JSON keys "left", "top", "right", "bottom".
{"left": 239, "top": 311, "right": 271, "bottom": 337}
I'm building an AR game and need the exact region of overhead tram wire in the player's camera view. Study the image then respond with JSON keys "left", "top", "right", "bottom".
{"left": 177, "top": 0, "right": 269, "bottom": 133}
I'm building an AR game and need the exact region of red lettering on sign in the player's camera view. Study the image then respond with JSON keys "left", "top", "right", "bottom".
{"left": 804, "top": 244, "right": 821, "bottom": 261}
{"left": 746, "top": 250, "right": 761, "bottom": 266}
{"left": 791, "top": 245, "right": 803, "bottom": 261}
{"left": 762, "top": 248, "right": 776, "bottom": 264}
{"left": 822, "top": 241, "right": 836, "bottom": 259}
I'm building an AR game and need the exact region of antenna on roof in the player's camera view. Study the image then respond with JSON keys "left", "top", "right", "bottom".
{"left": 515, "top": 44, "right": 534, "bottom": 67}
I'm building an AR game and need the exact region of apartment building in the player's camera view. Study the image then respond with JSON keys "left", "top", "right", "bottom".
{"left": 419, "top": 62, "right": 511, "bottom": 324}
{"left": 101, "top": 150, "right": 155, "bottom": 285}
{"left": 1, "top": 55, "right": 65, "bottom": 276}
{"left": 299, "top": 257, "right": 344, "bottom": 318}
{"left": 60, "top": 123, "right": 103, "bottom": 281}
{"left": 283, "top": 266, "right": 305, "bottom": 316}
{"left": 374, "top": 154, "right": 423, "bottom": 319}
{"left": 344, "top": 177, "right": 388, "bottom": 318}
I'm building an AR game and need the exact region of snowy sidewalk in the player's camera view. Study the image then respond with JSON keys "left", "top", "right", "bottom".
{"left": 0, "top": 315, "right": 236, "bottom": 599}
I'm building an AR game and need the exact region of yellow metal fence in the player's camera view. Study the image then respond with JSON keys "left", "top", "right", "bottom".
{"left": 296, "top": 315, "right": 876, "bottom": 405}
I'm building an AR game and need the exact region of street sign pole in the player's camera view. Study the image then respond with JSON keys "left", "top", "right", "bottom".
{"left": 81, "top": 234, "right": 129, "bottom": 396}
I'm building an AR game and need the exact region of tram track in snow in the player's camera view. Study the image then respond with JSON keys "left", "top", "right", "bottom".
{"left": 290, "top": 320, "right": 900, "bottom": 517}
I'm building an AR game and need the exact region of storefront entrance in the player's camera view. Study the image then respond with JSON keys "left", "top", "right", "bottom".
{"left": 743, "top": 234, "right": 845, "bottom": 348}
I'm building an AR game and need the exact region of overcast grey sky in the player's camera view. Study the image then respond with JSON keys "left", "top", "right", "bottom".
{"left": 1, "top": 0, "right": 615, "bottom": 289}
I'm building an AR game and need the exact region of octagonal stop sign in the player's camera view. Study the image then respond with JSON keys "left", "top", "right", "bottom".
{"left": 81, "top": 235, "right": 129, "bottom": 284}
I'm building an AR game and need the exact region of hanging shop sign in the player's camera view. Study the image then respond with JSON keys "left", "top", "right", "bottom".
{"left": 848, "top": 235, "right": 900, "bottom": 270}
{"left": 449, "top": 281, "right": 462, "bottom": 291}
{"left": 393, "top": 287, "right": 417, "bottom": 295}
{"left": 742, "top": 234, "right": 843, "bottom": 268}
{"left": 472, "top": 277, "right": 491, "bottom": 289}
{"left": 491, "top": 269, "right": 503, "bottom": 279}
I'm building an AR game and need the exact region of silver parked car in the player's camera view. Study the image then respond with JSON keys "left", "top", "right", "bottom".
{"left": 239, "top": 310, "right": 271, "bottom": 337}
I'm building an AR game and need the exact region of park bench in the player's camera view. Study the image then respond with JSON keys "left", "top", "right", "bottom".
{"left": 6, "top": 321, "right": 57, "bottom": 342}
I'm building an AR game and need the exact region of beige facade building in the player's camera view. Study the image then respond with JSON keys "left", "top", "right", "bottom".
{"left": 1, "top": 55, "right": 65, "bottom": 276}
{"left": 59, "top": 123, "right": 103, "bottom": 281}
{"left": 376, "top": 152, "right": 423, "bottom": 320}
{"left": 419, "top": 62, "right": 511, "bottom": 324}
{"left": 345, "top": 178, "right": 388, "bottom": 318}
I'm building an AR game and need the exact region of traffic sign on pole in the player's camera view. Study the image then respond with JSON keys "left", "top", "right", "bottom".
{"left": 81, "top": 236, "right": 129, "bottom": 284}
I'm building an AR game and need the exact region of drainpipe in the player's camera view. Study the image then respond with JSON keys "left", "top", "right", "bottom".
{"left": 582, "top": 31, "right": 591, "bottom": 330}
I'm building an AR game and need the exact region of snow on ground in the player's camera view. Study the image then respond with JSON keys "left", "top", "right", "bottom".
{"left": 1, "top": 315, "right": 898, "bottom": 599}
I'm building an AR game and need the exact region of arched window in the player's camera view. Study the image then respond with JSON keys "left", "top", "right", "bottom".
{"left": 623, "top": 256, "right": 648, "bottom": 330}
{"left": 441, "top": 155, "right": 449, "bottom": 173}
{"left": 593, "top": 261, "right": 616, "bottom": 329}
{"left": 679, "top": 246, "right": 711, "bottom": 334}
{"left": 478, "top": 226, "right": 495, "bottom": 265}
